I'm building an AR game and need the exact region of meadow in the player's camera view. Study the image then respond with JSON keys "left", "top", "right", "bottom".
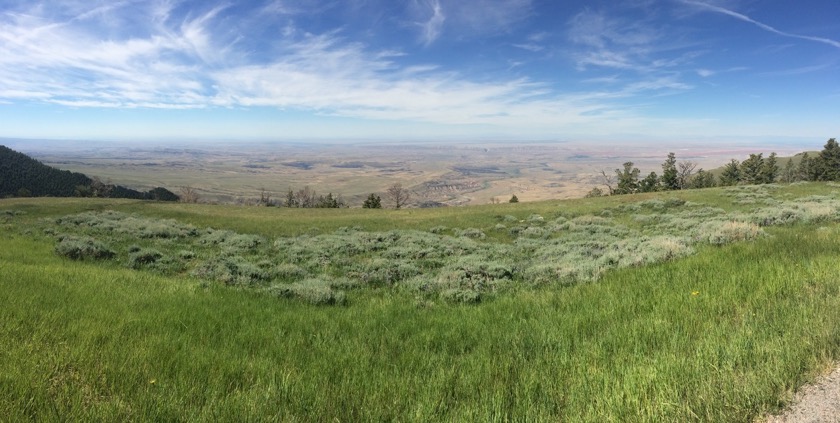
{"left": 2, "top": 182, "right": 840, "bottom": 421}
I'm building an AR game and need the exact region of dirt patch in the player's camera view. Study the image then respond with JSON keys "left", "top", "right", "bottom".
{"left": 765, "top": 365, "right": 840, "bottom": 422}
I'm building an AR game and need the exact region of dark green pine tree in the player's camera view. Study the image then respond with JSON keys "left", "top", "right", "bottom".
{"left": 614, "top": 162, "right": 640, "bottom": 195}
{"left": 362, "top": 193, "right": 382, "bottom": 208}
{"left": 690, "top": 169, "right": 717, "bottom": 188}
{"left": 661, "top": 152, "right": 679, "bottom": 191}
{"left": 798, "top": 152, "right": 813, "bottom": 181}
{"left": 761, "top": 152, "right": 778, "bottom": 183}
{"left": 739, "top": 153, "right": 764, "bottom": 185}
{"left": 781, "top": 158, "right": 796, "bottom": 183}
{"left": 814, "top": 138, "right": 840, "bottom": 181}
{"left": 719, "top": 159, "right": 741, "bottom": 186}
{"left": 285, "top": 189, "right": 298, "bottom": 208}
{"left": 638, "top": 171, "right": 660, "bottom": 193}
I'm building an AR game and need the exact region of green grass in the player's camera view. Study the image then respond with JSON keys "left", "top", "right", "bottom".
{"left": 2, "top": 183, "right": 840, "bottom": 421}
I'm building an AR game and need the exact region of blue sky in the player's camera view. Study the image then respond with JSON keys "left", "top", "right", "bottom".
{"left": 0, "top": 0, "right": 838, "bottom": 142}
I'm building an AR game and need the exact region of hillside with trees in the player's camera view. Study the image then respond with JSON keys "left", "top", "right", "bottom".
{"left": 591, "top": 138, "right": 839, "bottom": 197}
{"left": 0, "top": 145, "right": 178, "bottom": 201}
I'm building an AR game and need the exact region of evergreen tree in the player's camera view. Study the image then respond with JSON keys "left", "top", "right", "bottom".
{"left": 316, "top": 193, "right": 343, "bottom": 208}
{"left": 781, "top": 158, "right": 796, "bottom": 183}
{"left": 814, "top": 138, "right": 840, "bottom": 181}
{"left": 719, "top": 159, "right": 741, "bottom": 186}
{"left": 362, "top": 193, "right": 382, "bottom": 208}
{"left": 638, "top": 171, "right": 660, "bottom": 193}
{"left": 797, "top": 153, "right": 813, "bottom": 181}
{"left": 740, "top": 153, "right": 764, "bottom": 185}
{"left": 761, "top": 152, "right": 778, "bottom": 183}
{"left": 661, "top": 152, "right": 679, "bottom": 190}
{"left": 509, "top": 194, "right": 519, "bottom": 203}
{"left": 614, "top": 162, "right": 640, "bottom": 195}
{"left": 689, "top": 169, "right": 717, "bottom": 188}
{"left": 285, "top": 189, "right": 298, "bottom": 207}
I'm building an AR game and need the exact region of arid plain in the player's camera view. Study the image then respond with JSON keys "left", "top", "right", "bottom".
{"left": 16, "top": 139, "right": 808, "bottom": 206}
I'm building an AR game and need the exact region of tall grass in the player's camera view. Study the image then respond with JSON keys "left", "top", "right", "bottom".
{"left": 2, "top": 224, "right": 840, "bottom": 421}
{"left": 3, "top": 182, "right": 840, "bottom": 420}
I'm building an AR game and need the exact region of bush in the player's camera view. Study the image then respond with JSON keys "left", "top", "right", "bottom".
{"left": 639, "top": 199, "right": 666, "bottom": 210}
{"left": 347, "top": 258, "right": 421, "bottom": 286}
{"left": 523, "top": 261, "right": 601, "bottom": 286}
{"left": 128, "top": 248, "right": 163, "bottom": 269}
{"left": 526, "top": 214, "right": 545, "bottom": 224}
{"left": 55, "top": 236, "right": 115, "bottom": 261}
{"left": 440, "top": 288, "right": 481, "bottom": 304}
{"left": 435, "top": 257, "right": 515, "bottom": 292}
{"left": 55, "top": 211, "right": 198, "bottom": 239}
{"left": 192, "top": 256, "right": 274, "bottom": 286}
{"left": 178, "top": 250, "right": 196, "bottom": 260}
{"left": 200, "top": 229, "right": 262, "bottom": 252}
{"left": 268, "top": 280, "right": 347, "bottom": 305}
{"left": 519, "top": 226, "right": 547, "bottom": 239}
{"left": 455, "top": 228, "right": 486, "bottom": 239}
{"left": 428, "top": 226, "right": 448, "bottom": 234}
{"left": 275, "top": 263, "right": 309, "bottom": 281}
{"left": 699, "top": 221, "right": 764, "bottom": 245}
{"left": 501, "top": 215, "right": 518, "bottom": 223}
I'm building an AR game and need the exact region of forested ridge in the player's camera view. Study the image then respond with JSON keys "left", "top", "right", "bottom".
{"left": 0, "top": 145, "right": 177, "bottom": 201}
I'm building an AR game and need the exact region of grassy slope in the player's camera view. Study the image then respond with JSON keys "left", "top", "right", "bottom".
{"left": 2, "top": 183, "right": 840, "bottom": 421}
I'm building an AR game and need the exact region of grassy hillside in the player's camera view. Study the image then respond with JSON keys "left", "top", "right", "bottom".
{"left": 705, "top": 151, "right": 820, "bottom": 179}
{"left": 2, "top": 182, "right": 840, "bottom": 421}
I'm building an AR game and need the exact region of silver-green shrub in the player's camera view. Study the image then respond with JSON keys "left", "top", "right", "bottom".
{"left": 55, "top": 236, "right": 115, "bottom": 261}
{"left": 268, "top": 279, "right": 347, "bottom": 305}
{"left": 128, "top": 248, "right": 163, "bottom": 269}
{"left": 192, "top": 256, "right": 274, "bottom": 286}
{"left": 698, "top": 221, "right": 764, "bottom": 245}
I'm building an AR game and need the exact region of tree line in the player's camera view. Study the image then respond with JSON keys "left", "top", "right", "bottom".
{"left": 220, "top": 183, "right": 413, "bottom": 209}
{"left": 590, "top": 138, "right": 840, "bottom": 197}
{"left": 0, "top": 145, "right": 178, "bottom": 201}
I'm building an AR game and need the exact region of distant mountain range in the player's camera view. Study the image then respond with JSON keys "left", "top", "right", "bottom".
{"left": 0, "top": 145, "right": 178, "bottom": 201}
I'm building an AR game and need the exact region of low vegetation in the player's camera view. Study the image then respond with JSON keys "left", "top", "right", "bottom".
{"left": 34, "top": 183, "right": 839, "bottom": 306}
{"left": 2, "top": 182, "right": 840, "bottom": 420}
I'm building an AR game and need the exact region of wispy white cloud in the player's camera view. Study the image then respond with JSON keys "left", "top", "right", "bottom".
{"left": 0, "top": 0, "right": 715, "bottom": 136}
{"left": 696, "top": 68, "right": 714, "bottom": 77}
{"left": 679, "top": 0, "right": 840, "bottom": 49}
{"left": 567, "top": 9, "right": 666, "bottom": 72}
{"left": 415, "top": 0, "right": 445, "bottom": 46}
{"left": 528, "top": 31, "right": 549, "bottom": 42}
{"left": 760, "top": 63, "right": 835, "bottom": 77}
{"left": 447, "top": 0, "right": 533, "bottom": 36}
{"left": 0, "top": 2, "right": 218, "bottom": 108}
{"left": 696, "top": 66, "right": 747, "bottom": 78}
{"left": 565, "top": 7, "right": 700, "bottom": 102}
{"left": 208, "top": 32, "right": 603, "bottom": 126}
{"left": 512, "top": 43, "right": 543, "bottom": 52}
{"left": 511, "top": 31, "right": 550, "bottom": 53}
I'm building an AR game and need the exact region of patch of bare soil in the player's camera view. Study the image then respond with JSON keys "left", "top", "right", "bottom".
{"left": 765, "top": 365, "right": 840, "bottom": 423}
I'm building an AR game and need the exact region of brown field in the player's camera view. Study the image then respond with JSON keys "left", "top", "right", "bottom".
{"left": 17, "top": 139, "right": 808, "bottom": 207}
